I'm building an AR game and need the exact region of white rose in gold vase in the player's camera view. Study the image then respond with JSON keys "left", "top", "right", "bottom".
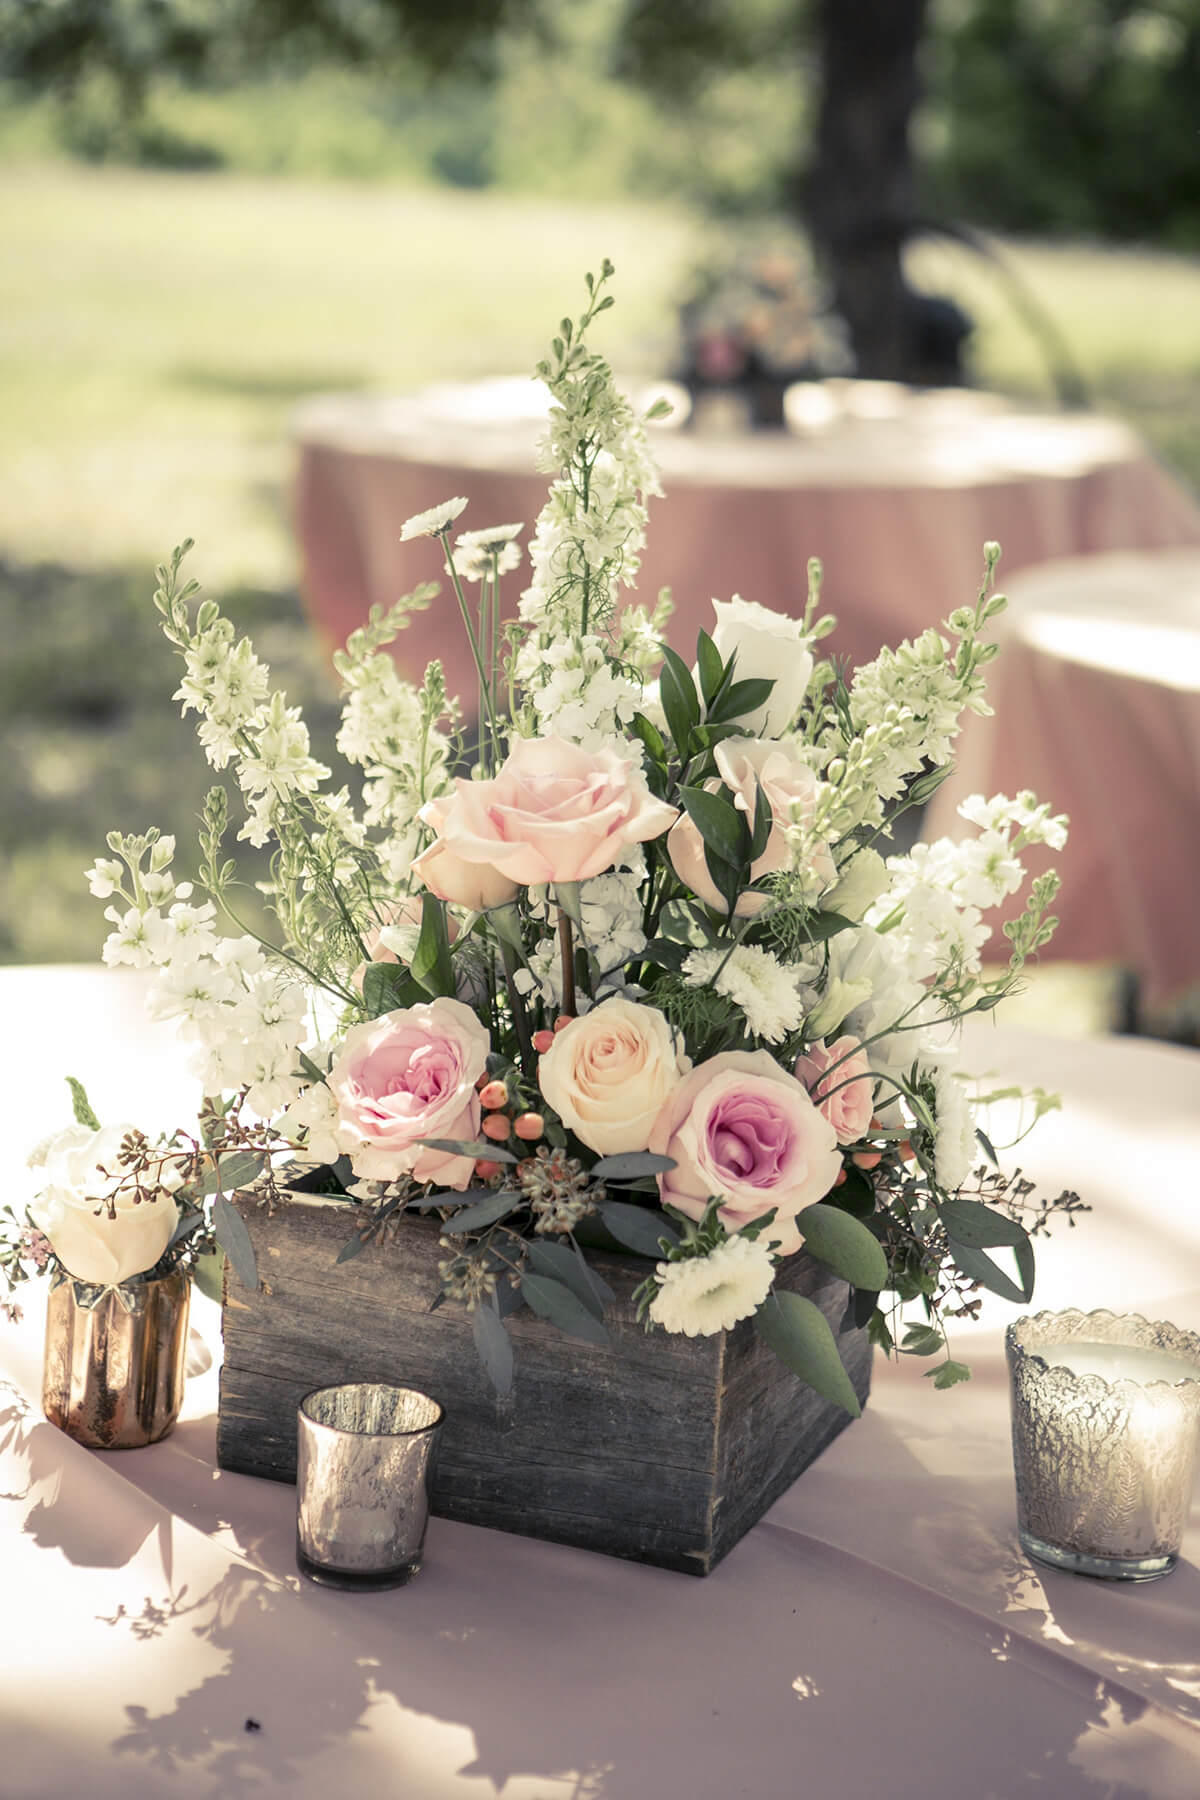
{"left": 537, "top": 999, "right": 690, "bottom": 1156}
{"left": 29, "top": 1123, "right": 181, "bottom": 1286}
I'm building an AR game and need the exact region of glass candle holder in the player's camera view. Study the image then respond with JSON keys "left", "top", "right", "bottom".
{"left": 296, "top": 1383, "right": 445, "bottom": 1590}
{"left": 43, "top": 1267, "right": 191, "bottom": 1450}
{"left": 1006, "top": 1310, "right": 1200, "bottom": 1580}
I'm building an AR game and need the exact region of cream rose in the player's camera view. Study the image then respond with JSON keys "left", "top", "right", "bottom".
{"left": 418, "top": 735, "right": 677, "bottom": 889}
{"left": 29, "top": 1123, "right": 181, "bottom": 1285}
{"left": 710, "top": 596, "right": 813, "bottom": 736}
{"left": 667, "top": 737, "right": 834, "bottom": 914}
{"left": 327, "top": 997, "right": 490, "bottom": 1188}
{"left": 537, "top": 998, "right": 690, "bottom": 1156}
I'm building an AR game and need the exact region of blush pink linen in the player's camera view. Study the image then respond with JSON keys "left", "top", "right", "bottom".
{"left": 648, "top": 1050, "right": 841, "bottom": 1256}
{"left": 419, "top": 735, "right": 678, "bottom": 888}
{"left": 327, "top": 997, "right": 489, "bottom": 1189}
{"left": 794, "top": 1036, "right": 876, "bottom": 1145}
{"left": 667, "top": 737, "right": 834, "bottom": 915}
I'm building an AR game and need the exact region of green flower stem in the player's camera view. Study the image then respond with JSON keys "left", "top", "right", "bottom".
{"left": 557, "top": 907, "right": 577, "bottom": 1018}
{"left": 439, "top": 530, "right": 500, "bottom": 769}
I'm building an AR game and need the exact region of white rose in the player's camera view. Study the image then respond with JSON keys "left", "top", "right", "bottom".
{"left": 29, "top": 1123, "right": 180, "bottom": 1285}
{"left": 709, "top": 596, "right": 813, "bottom": 736}
{"left": 537, "top": 998, "right": 691, "bottom": 1157}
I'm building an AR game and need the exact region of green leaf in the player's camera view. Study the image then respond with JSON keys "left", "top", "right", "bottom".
{"left": 945, "top": 1237, "right": 1035, "bottom": 1305}
{"left": 411, "top": 892, "right": 456, "bottom": 999}
{"left": 472, "top": 1299, "right": 514, "bottom": 1397}
{"left": 526, "top": 1240, "right": 609, "bottom": 1320}
{"left": 678, "top": 785, "right": 749, "bottom": 869}
{"left": 706, "top": 675, "right": 775, "bottom": 725}
{"left": 937, "top": 1198, "right": 1029, "bottom": 1250}
{"left": 421, "top": 1138, "right": 518, "bottom": 1164}
{"left": 297, "top": 1050, "right": 326, "bottom": 1085}
{"left": 798, "top": 1203, "right": 889, "bottom": 1291}
{"left": 553, "top": 880, "right": 584, "bottom": 930}
{"left": 867, "top": 1308, "right": 895, "bottom": 1354}
{"left": 519, "top": 1272, "right": 610, "bottom": 1344}
{"left": 196, "top": 1151, "right": 264, "bottom": 1198}
{"left": 975, "top": 1128, "right": 999, "bottom": 1168}
{"left": 754, "top": 1291, "right": 861, "bottom": 1417}
{"left": 826, "top": 1163, "right": 876, "bottom": 1220}
{"left": 596, "top": 1200, "right": 681, "bottom": 1258}
{"left": 335, "top": 1230, "right": 368, "bottom": 1264}
{"left": 901, "top": 1323, "right": 945, "bottom": 1357}
{"left": 213, "top": 1193, "right": 258, "bottom": 1292}
{"left": 749, "top": 780, "right": 773, "bottom": 863}
{"left": 590, "top": 1151, "right": 676, "bottom": 1181}
{"left": 362, "top": 961, "right": 422, "bottom": 1018}
{"left": 638, "top": 938, "right": 691, "bottom": 973}
{"left": 66, "top": 1076, "right": 102, "bottom": 1131}
{"left": 695, "top": 628, "right": 725, "bottom": 707}
{"left": 440, "top": 1191, "right": 522, "bottom": 1235}
{"left": 629, "top": 711, "right": 667, "bottom": 765}
{"left": 928, "top": 1359, "right": 972, "bottom": 1390}
{"left": 658, "top": 643, "right": 701, "bottom": 753}
{"left": 192, "top": 1250, "right": 225, "bottom": 1306}
{"left": 800, "top": 911, "right": 856, "bottom": 945}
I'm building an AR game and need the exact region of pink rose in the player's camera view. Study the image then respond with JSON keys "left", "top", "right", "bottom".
{"left": 419, "top": 735, "right": 677, "bottom": 888}
{"left": 667, "top": 737, "right": 834, "bottom": 915}
{"left": 794, "top": 1036, "right": 876, "bottom": 1146}
{"left": 327, "top": 997, "right": 490, "bottom": 1189}
{"left": 648, "top": 1050, "right": 841, "bottom": 1256}
{"left": 412, "top": 819, "right": 521, "bottom": 913}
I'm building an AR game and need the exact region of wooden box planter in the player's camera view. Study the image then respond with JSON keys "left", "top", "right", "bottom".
{"left": 217, "top": 1183, "right": 872, "bottom": 1576}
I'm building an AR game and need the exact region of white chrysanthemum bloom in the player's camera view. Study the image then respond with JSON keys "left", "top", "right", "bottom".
{"left": 400, "top": 496, "right": 468, "bottom": 540}
{"left": 923, "top": 1062, "right": 978, "bottom": 1192}
{"left": 649, "top": 1235, "right": 776, "bottom": 1337}
{"left": 453, "top": 523, "right": 524, "bottom": 582}
{"left": 682, "top": 944, "right": 805, "bottom": 1044}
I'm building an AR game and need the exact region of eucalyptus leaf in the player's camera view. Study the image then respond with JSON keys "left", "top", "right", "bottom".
{"left": 441, "top": 1192, "right": 522, "bottom": 1235}
{"left": 945, "top": 1236, "right": 1035, "bottom": 1305}
{"left": 596, "top": 1200, "right": 681, "bottom": 1258}
{"left": 754, "top": 1291, "right": 861, "bottom": 1417}
{"left": 519, "top": 1272, "right": 610, "bottom": 1344}
{"left": 527, "top": 1239, "right": 607, "bottom": 1320}
{"left": 421, "top": 1138, "right": 518, "bottom": 1165}
{"left": 192, "top": 1250, "right": 226, "bottom": 1306}
{"left": 335, "top": 1230, "right": 368, "bottom": 1264}
{"left": 197, "top": 1151, "right": 264, "bottom": 1198}
{"left": 937, "top": 1197, "right": 1029, "bottom": 1250}
{"left": 213, "top": 1192, "right": 258, "bottom": 1292}
{"left": 798, "top": 1203, "right": 889, "bottom": 1291}
{"left": 590, "top": 1151, "right": 676, "bottom": 1181}
{"left": 472, "top": 1300, "right": 514, "bottom": 1397}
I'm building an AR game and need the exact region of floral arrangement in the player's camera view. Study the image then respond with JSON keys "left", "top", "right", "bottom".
{"left": 676, "top": 244, "right": 848, "bottom": 398}
{"left": 4, "top": 262, "right": 1081, "bottom": 1416}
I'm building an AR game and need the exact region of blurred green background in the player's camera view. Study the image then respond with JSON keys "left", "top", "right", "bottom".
{"left": 1, "top": 0, "right": 1198, "bottom": 982}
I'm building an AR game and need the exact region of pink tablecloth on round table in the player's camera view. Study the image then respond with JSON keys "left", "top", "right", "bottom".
{"left": 3, "top": 967, "right": 1200, "bottom": 1798}
{"left": 926, "top": 547, "right": 1200, "bottom": 1015}
{"left": 293, "top": 378, "right": 1200, "bottom": 708}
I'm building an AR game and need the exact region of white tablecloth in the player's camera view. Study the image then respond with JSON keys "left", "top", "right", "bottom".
{"left": 3, "top": 968, "right": 1199, "bottom": 1797}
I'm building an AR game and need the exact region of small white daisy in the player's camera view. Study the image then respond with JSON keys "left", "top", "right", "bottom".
{"left": 400, "top": 497, "right": 469, "bottom": 541}
{"left": 648, "top": 1235, "right": 776, "bottom": 1337}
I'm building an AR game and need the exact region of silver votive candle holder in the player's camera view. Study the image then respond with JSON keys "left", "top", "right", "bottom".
{"left": 1006, "top": 1310, "right": 1200, "bottom": 1581}
{"left": 296, "top": 1382, "right": 445, "bottom": 1589}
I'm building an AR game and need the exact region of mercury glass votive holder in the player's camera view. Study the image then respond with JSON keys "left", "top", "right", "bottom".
{"left": 296, "top": 1382, "right": 445, "bottom": 1590}
{"left": 1006, "top": 1310, "right": 1200, "bottom": 1581}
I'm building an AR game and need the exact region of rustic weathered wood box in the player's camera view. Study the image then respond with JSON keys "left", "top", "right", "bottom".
{"left": 217, "top": 1185, "right": 872, "bottom": 1575}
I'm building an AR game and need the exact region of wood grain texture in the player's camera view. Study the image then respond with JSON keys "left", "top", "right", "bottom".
{"left": 218, "top": 1183, "right": 872, "bottom": 1575}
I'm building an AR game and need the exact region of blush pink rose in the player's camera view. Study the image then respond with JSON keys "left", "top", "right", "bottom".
{"left": 647, "top": 1050, "right": 842, "bottom": 1256}
{"left": 794, "top": 1036, "right": 876, "bottom": 1146}
{"left": 667, "top": 737, "right": 835, "bottom": 915}
{"left": 412, "top": 817, "right": 521, "bottom": 913}
{"left": 327, "top": 997, "right": 489, "bottom": 1189}
{"left": 419, "top": 735, "right": 678, "bottom": 888}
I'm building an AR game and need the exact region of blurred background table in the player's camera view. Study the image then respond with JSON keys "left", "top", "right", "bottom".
{"left": 3, "top": 966, "right": 1200, "bottom": 1797}
{"left": 294, "top": 377, "right": 1200, "bottom": 703}
{"left": 926, "top": 546, "right": 1200, "bottom": 1023}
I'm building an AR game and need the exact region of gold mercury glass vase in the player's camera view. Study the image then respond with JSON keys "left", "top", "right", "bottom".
{"left": 42, "top": 1266, "right": 190, "bottom": 1449}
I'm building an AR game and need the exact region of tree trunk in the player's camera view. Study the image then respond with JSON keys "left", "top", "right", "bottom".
{"left": 803, "top": 0, "right": 931, "bottom": 381}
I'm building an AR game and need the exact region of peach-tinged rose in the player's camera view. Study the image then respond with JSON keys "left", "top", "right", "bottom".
{"left": 419, "top": 735, "right": 677, "bottom": 889}
{"left": 412, "top": 813, "right": 521, "bottom": 912}
{"left": 29, "top": 1123, "right": 180, "bottom": 1285}
{"left": 648, "top": 1051, "right": 840, "bottom": 1256}
{"left": 794, "top": 1036, "right": 876, "bottom": 1146}
{"left": 710, "top": 596, "right": 813, "bottom": 736}
{"left": 327, "top": 997, "right": 490, "bottom": 1189}
{"left": 667, "top": 737, "right": 834, "bottom": 914}
{"left": 537, "top": 998, "right": 690, "bottom": 1156}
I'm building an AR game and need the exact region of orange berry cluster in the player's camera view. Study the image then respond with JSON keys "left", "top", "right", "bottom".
{"left": 474, "top": 1070, "right": 550, "bottom": 1180}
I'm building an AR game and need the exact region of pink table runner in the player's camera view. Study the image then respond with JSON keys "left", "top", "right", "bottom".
{"left": 3, "top": 969, "right": 1199, "bottom": 1796}
{"left": 926, "top": 547, "right": 1200, "bottom": 1015}
{"left": 293, "top": 379, "right": 1200, "bottom": 707}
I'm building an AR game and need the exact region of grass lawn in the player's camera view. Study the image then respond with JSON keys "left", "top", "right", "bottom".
{"left": 1, "top": 160, "right": 1198, "bottom": 996}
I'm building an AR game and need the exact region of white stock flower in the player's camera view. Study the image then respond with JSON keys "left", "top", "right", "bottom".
{"left": 957, "top": 790, "right": 1069, "bottom": 851}
{"left": 514, "top": 633, "right": 643, "bottom": 750}
{"left": 102, "top": 906, "right": 173, "bottom": 969}
{"left": 648, "top": 1235, "right": 775, "bottom": 1337}
{"left": 279, "top": 1082, "right": 342, "bottom": 1165}
{"left": 683, "top": 944, "right": 805, "bottom": 1044}
{"left": 85, "top": 858, "right": 124, "bottom": 899}
{"left": 400, "top": 497, "right": 468, "bottom": 540}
